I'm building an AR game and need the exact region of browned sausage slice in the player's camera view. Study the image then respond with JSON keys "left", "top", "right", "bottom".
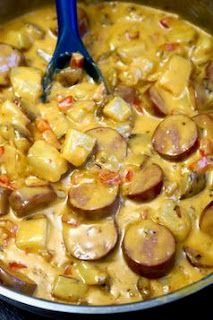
{"left": 200, "top": 202, "right": 213, "bottom": 237}
{"left": 193, "top": 113, "right": 213, "bottom": 138}
{"left": 0, "top": 43, "right": 24, "bottom": 86}
{"left": 184, "top": 246, "right": 213, "bottom": 268}
{"left": 87, "top": 127, "right": 127, "bottom": 164}
{"left": 123, "top": 164, "right": 163, "bottom": 201}
{"left": 149, "top": 86, "right": 168, "bottom": 117}
{"left": 152, "top": 115, "right": 198, "bottom": 161}
{"left": 0, "top": 187, "right": 11, "bottom": 216}
{"left": 9, "top": 186, "right": 56, "bottom": 217}
{"left": 0, "top": 260, "right": 36, "bottom": 294}
{"left": 63, "top": 217, "right": 118, "bottom": 260}
{"left": 69, "top": 169, "right": 119, "bottom": 219}
{"left": 123, "top": 220, "right": 176, "bottom": 278}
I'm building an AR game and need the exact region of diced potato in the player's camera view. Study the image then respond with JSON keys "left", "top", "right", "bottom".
{"left": 23, "top": 23, "right": 44, "bottom": 41}
{"left": 16, "top": 217, "right": 47, "bottom": 252}
{"left": 159, "top": 55, "right": 192, "bottom": 96}
{"left": 5, "top": 30, "right": 32, "bottom": 50}
{"left": 117, "top": 41, "right": 146, "bottom": 63}
{"left": 3, "top": 145, "right": 27, "bottom": 179}
{"left": 76, "top": 262, "right": 109, "bottom": 286}
{"left": 167, "top": 23, "right": 196, "bottom": 44}
{"left": 103, "top": 97, "right": 132, "bottom": 122}
{"left": 61, "top": 129, "right": 96, "bottom": 167}
{"left": 4, "top": 24, "right": 44, "bottom": 50}
{"left": 28, "top": 140, "right": 68, "bottom": 182}
{"left": 10, "top": 67, "right": 42, "bottom": 106}
{"left": 52, "top": 276, "right": 88, "bottom": 302}
{"left": 0, "top": 100, "right": 30, "bottom": 137}
{"left": 154, "top": 200, "right": 191, "bottom": 241}
{"left": 192, "top": 34, "right": 213, "bottom": 64}
{"left": 38, "top": 102, "right": 69, "bottom": 138}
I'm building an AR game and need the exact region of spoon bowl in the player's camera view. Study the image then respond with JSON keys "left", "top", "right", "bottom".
{"left": 42, "top": 0, "right": 106, "bottom": 102}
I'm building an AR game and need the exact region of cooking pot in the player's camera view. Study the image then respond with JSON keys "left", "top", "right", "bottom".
{"left": 0, "top": 0, "right": 212, "bottom": 317}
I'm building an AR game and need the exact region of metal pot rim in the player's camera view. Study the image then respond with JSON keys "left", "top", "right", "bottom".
{"left": 0, "top": 273, "right": 212, "bottom": 314}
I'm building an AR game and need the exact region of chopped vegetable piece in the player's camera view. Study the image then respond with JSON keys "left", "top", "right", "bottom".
{"left": 158, "top": 55, "right": 192, "bottom": 96}
{"left": 70, "top": 52, "right": 84, "bottom": 68}
{"left": 103, "top": 96, "right": 132, "bottom": 122}
{"left": 58, "top": 95, "right": 75, "bottom": 111}
{"left": 0, "top": 100, "right": 31, "bottom": 137}
{"left": 10, "top": 67, "right": 42, "bottom": 105}
{"left": 38, "top": 101, "right": 69, "bottom": 138}
{"left": 16, "top": 217, "right": 47, "bottom": 252}
{"left": 52, "top": 275, "right": 88, "bottom": 302}
{"left": 62, "top": 129, "right": 96, "bottom": 167}
{"left": 76, "top": 262, "right": 109, "bottom": 285}
{"left": 28, "top": 140, "right": 68, "bottom": 182}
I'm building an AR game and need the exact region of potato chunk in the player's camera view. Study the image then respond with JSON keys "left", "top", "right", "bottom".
{"left": 61, "top": 129, "right": 96, "bottom": 166}
{"left": 76, "top": 262, "right": 109, "bottom": 285}
{"left": 103, "top": 97, "right": 132, "bottom": 122}
{"left": 10, "top": 67, "right": 42, "bottom": 105}
{"left": 0, "top": 100, "right": 30, "bottom": 137}
{"left": 16, "top": 217, "right": 47, "bottom": 252}
{"left": 52, "top": 276, "right": 88, "bottom": 302}
{"left": 38, "top": 101, "right": 69, "bottom": 138}
{"left": 159, "top": 55, "right": 192, "bottom": 96}
{"left": 28, "top": 140, "right": 68, "bottom": 182}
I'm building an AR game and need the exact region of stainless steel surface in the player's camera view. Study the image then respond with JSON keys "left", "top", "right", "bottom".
{"left": 0, "top": 0, "right": 212, "bottom": 316}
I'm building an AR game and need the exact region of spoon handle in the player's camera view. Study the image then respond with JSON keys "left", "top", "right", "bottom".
{"left": 56, "top": 0, "right": 79, "bottom": 37}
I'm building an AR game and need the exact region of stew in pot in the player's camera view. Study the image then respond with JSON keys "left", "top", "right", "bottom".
{"left": 0, "top": 1, "right": 212, "bottom": 305}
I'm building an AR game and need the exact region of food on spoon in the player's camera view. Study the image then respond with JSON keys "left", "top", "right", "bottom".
{"left": 63, "top": 217, "right": 118, "bottom": 260}
{"left": 123, "top": 220, "right": 176, "bottom": 278}
{"left": 152, "top": 115, "right": 198, "bottom": 161}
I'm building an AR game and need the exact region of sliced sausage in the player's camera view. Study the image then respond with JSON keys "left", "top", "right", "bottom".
{"left": 123, "top": 220, "right": 176, "bottom": 278}
{"left": 0, "top": 260, "right": 36, "bottom": 294}
{"left": 152, "top": 115, "right": 198, "bottom": 161}
{"left": 63, "top": 217, "right": 118, "bottom": 260}
{"left": 193, "top": 113, "right": 213, "bottom": 139}
{"left": 69, "top": 169, "right": 119, "bottom": 219}
{"left": 0, "top": 187, "right": 11, "bottom": 216}
{"left": 114, "top": 85, "right": 137, "bottom": 104}
{"left": 206, "top": 61, "right": 213, "bottom": 81}
{"left": 123, "top": 164, "right": 163, "bottom": 201}
{"left": 0, "top": 43, "right": 24, "bottom": 86}
{"left": 180, "top": 171, "right": 206, "bottom": 199}
{"left": 88, "top": 127, "right": 127, "bottom": 165}
{"left": 149, "top": 86, "right": 168, "bottom": 117}
{"left": 9, "top": 186, "right": 56, "bottom": 217}
{"left": 200, "top": 202, "right": 213, "bottom": 237}
{"left": 184, "top": 246, "right": 213, "bottom": 268}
